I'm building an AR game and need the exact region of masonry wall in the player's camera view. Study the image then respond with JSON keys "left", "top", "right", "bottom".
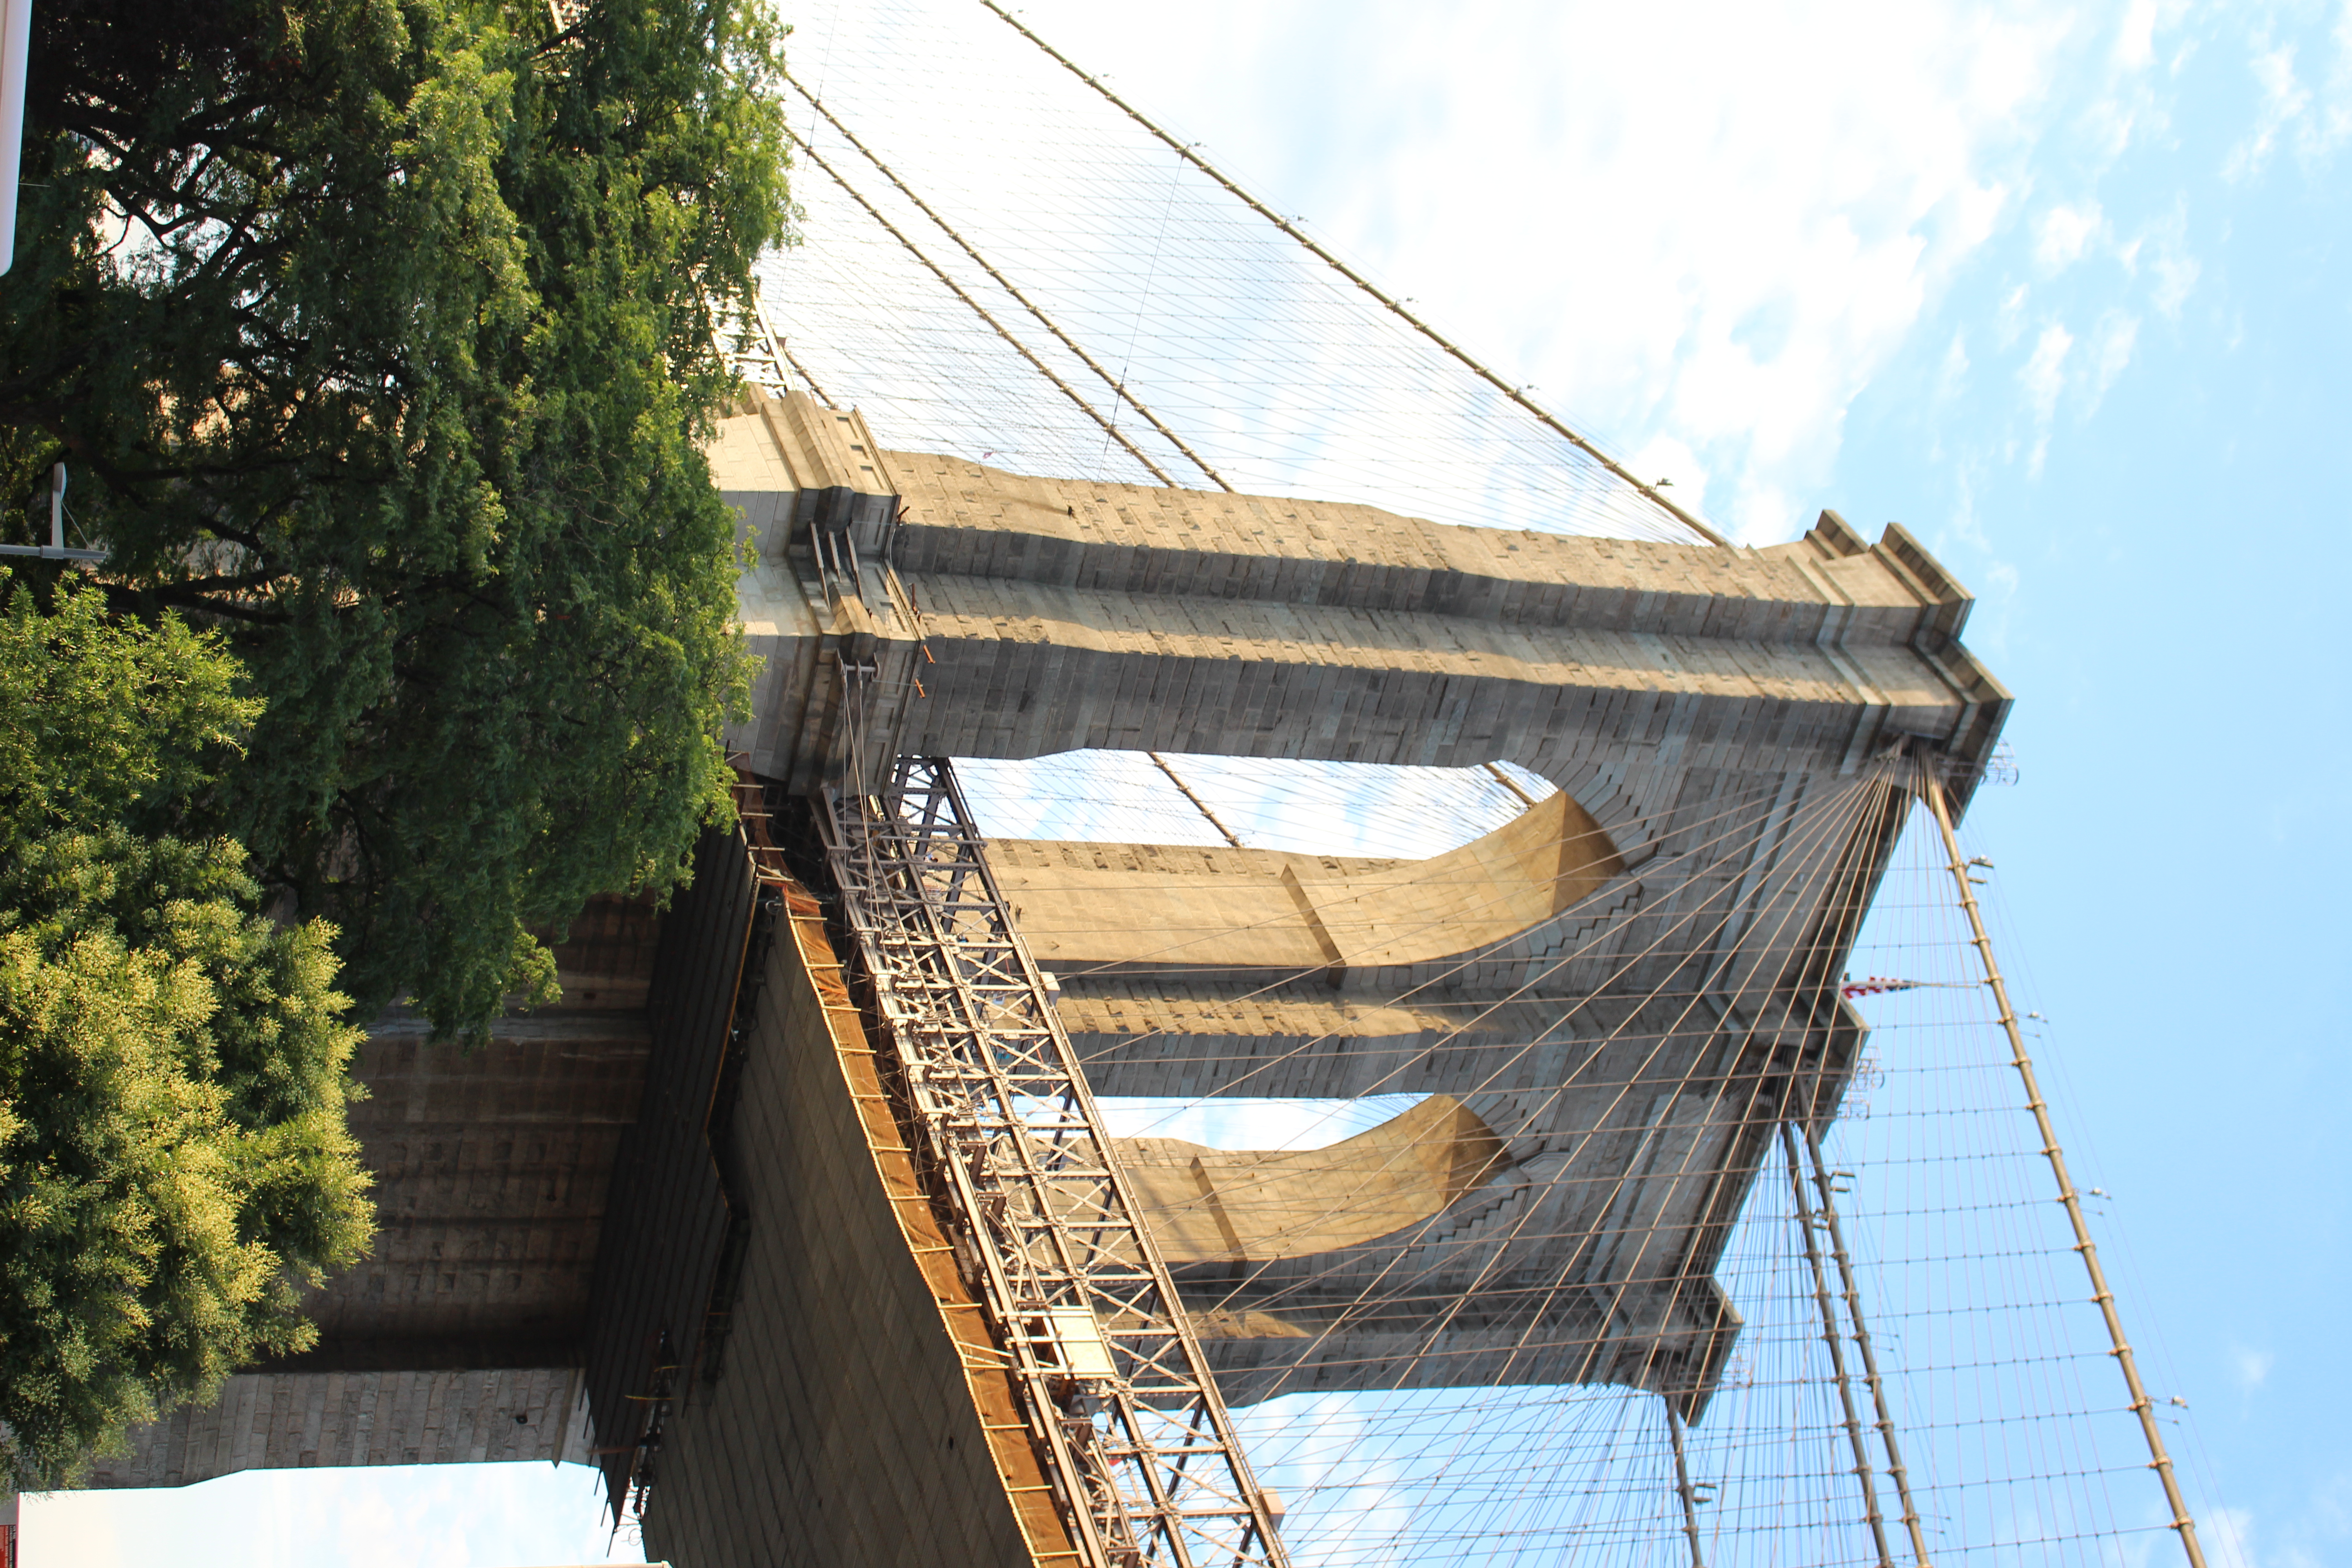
{"left": 82, "top": 1368, "right": 591, "bottom": 1488}
{"left": 84, "top": 899, "right": 663, "bottom": 1489}
{"left": 712, "top": 393, "right": 2008, "bottom": 808}
{"left": 295, "top": 1009, "right": 650, "bottom": 1368}
{"left": 643, "top": 880, "right": 1074, "bottom": 1568}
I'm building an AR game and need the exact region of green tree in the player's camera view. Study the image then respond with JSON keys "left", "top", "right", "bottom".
{"left": 0, "top": 572, "right": 375, "bottom": 1491}
{"left": 0, "top": 0, "right": 790, "bottom": 1034}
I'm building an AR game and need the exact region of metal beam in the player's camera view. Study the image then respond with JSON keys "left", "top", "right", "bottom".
{"left": 823, "top": 756, "right": 1291, "bottom": 1568}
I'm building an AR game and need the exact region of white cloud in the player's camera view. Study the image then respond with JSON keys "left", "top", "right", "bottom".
{"left": 1625, "top": 433, "right": 1710, "bottom": 516}
{"left": 1995, "top": 282, "right": 2032, "bottom": 348}
{"left": 2018, "top": 321, "right": 2074, "bottom": 474}
{"left": 2205, "top": 1503, "right": 2261, "bottom": 1568}
{"left": 2229, "top": 10, "right": 2352, "bottom": 177}
{"left": 2330, "top": 0, "right": 2352, "bottom": 148}
{"left": 2151, "top": 246, "right": 2200, "bottom": 314}
{"left": 2083, "top": 310, "right": 2141, "bottom": 415}
{"left": 1935, "top": 330, "right": 1972, "bottom": 413}
{"left": 2231, "top": 1343, "right": 2274, "bottom": 1390}
{"left": 2231, "top": 40, "right": 2313, "bottom": 176}
{"left": 1015, "top": 0, "right": 2175, "bottom": 540}
{"left": 1302, "top": 0, "right": 2076, "bottom": 542}
{"left": 2036, "top": 201, "right": 2109, "bottom": 271}
{"left": 1984, "top": 252, "right": 2143, "bottom": 452}
{"left": 2116, "top": 0, "right": 2165, "bottom": 70}
{"left": 2135, "top": 196, "right": 2203, "bottom": 318}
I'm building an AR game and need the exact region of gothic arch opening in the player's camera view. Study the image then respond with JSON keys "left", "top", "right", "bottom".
{"left": 988, "top": 783, "right": 1624, "bottom": 981}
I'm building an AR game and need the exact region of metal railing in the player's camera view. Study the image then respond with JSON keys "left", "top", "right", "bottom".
{"left": 822, "top": 755, "right": 1290, "bottom": 1568}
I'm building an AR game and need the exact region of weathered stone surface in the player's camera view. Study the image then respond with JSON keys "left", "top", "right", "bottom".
{"left": 642, "top": 885, "right": 1069, "bottom": 1568}
{"left": 697, "top": 392, "right": 1997, "bottom": 1416}
{"left": 85, "top": 901, "right": 661, "bottom": 1488}
{"left": 83, "top": 1368, "right": 591, "bottom": 1488}
{"left": 84, "top": 388, "right": 2009, "bottom": 1510}
{"left": 1121, "top": 1095, "right": 1509, "bottom": 1264}
{"left": 711, "top": 392, "right": 2007, "bottom": 807}
{"left": 995, "top": 788, "right": 1622, "bottom": 984}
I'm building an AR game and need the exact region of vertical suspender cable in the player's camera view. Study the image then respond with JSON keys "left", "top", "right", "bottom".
{"left": 1783, "top": 1119, "right": 1896, "bottom": 1568}
{"left": 1666, "top": 1398, "right": 1709, "bottom": 1568}
{"left": 1921, "top": 773, "right": 2208, "bottom": 1568}
{"left": 975, "top": 0, "right": 1733, "bottom": 549}
{"left": 1801, "top": 1121, "right": 1931, "bottom": 1565}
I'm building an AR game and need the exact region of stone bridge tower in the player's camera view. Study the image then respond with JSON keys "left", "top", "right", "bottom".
{"left": 712, "top": 391, "right": 2007, "bottom": 1409}
{"left": 89, "top": 390, "right": 2008, "bottom": 1568}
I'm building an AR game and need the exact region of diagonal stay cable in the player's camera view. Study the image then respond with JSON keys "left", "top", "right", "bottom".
{"left": 1210, "top": 773, "right": 1874, "bottom": 1346}
{"left": 786, "top": 70, "right": 1235, "bottom": 493}
{"left": 975, "top": 0, "right": 1733, "bottom": 549}
{"left": 1312, "top": 772, "right": 1881, "bottom": 1352}
{"left": 1333, "top": 774, "right": 1897, "bottom": 1562}
{"left": 1223, "top": 770, "right": 1883, "bottom": 1530}
{"left": 787, "top": 126, "right": 1184, "bottom": 488}
{"left": 1059, "top": 776, "right": 1862, "bottom": 1300}
{"left": 1231, "top": 774, "right": 1891, "bottom": 1559}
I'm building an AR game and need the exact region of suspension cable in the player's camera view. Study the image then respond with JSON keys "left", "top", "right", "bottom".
{"left": 1782, "top": 1119, "right": 1895, "bottom": 1568}
{"left": 788, "top": 127, "right": 1183, "bottom": 487}
{"left": 1922, "top": 768, "right": 2207, "bottom": 1568}
{"left": 1800, "top": 1119, "right": 1932, "bottom": 1565}
{"left": 787, "top": 70, "right": 1234, "bottom": 492}
{"left": 974, "top": 0, "right": 1733, "bottom": 548}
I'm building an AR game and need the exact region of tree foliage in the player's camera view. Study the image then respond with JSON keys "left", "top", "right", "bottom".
{"left": 0, "top": 572, "right": 374, "bottom": 1491}
{"left": 0, "top": 0, "right": 790, "bottom": 1034}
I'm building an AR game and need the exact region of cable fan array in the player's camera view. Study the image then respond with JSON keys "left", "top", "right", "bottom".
{"left": 735, "top": 1, "right": 2216, "bottom": 1560}
{"left": 754, "top": 0, "right": 1709, "bottom": 544}
{"left": 948, "top": 752, "right": 2210, "bottom": 1568}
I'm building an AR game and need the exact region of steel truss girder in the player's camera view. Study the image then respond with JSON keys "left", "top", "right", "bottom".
{"left": 823, "top": 757, "right": 1292, "bottom": 1568}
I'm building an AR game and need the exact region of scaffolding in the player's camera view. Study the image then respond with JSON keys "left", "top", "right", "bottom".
{"left": 821, "top": 755, "right": 1291, "bottom": 1568}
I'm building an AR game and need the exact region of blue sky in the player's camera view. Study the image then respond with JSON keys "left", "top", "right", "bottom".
{"left": 1014, "top": 3, "right": 2345, "bottom": 1563}
{"left": 22, "top": 2, "right": 2352, "bottom": 1563}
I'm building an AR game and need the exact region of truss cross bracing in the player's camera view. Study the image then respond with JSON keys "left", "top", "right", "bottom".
{"left": 822, "top": 756, "right": 1291, "bottom": 1568}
